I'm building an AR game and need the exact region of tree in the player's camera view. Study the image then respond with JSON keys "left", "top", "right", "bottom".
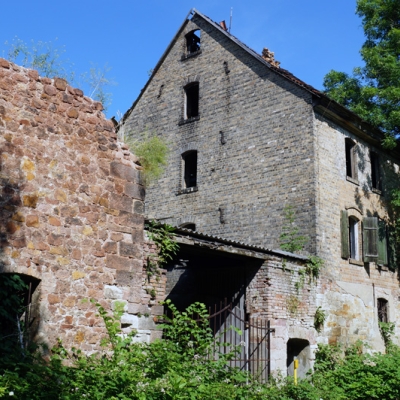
{"left": 4, "top": 37, "right": 115, "bottom": 112}
{"left": 323, "top": 0, "right": 400, "bottom": 149}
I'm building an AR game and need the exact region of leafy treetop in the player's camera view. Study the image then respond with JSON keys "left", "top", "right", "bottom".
{"left": 323, "top": 0, "right": 400, "bottom": 148}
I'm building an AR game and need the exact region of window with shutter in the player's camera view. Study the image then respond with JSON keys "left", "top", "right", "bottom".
{"left": 341, "top": 210, "right": 350, "bottom": 259}
{"left": 387, "top": 225, "right": 397, "bottom": 270}
{"left": 377, "top": 220, "right": 388, "bottom": 266}
{"left": 363, "top": 217, "right": 378, "bottom": 262}
{"left": 349, "top": 217, "right": 360, "bottom": 260}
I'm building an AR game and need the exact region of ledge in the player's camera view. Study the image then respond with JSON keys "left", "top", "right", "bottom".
{"left": 181, "top": 50, "right": 202, "bottom": 61}
{"left": 176, "top": 186, "right": 198, "bottom": 195}
{"left": 346, "top": 176, "right": 359, "bottom": 185}
{"left": 372, "top": 187, "right": 382, "bottom": 195}
{"left": 178, "top": 116, "right": 200, "bottom": 126}
{"left": 349, "top": 258, "right": 364, "bottom": 266}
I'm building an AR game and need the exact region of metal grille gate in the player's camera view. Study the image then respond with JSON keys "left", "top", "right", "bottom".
{"left": 207, "top": 299, "right": 274, "bottom": 382}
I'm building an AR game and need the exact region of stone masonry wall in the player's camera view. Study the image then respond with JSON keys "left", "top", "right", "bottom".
{"left": 247, "top": 255, "right": 318, "bottom": 374}
{"left": 121, "top": 14, "right": 318, "bottom": 253}
{"left": 0, "top": 58, "right": 164, "bottom": 351}
{"left": 314, "top": 113, "right": 400, "bottom": 350}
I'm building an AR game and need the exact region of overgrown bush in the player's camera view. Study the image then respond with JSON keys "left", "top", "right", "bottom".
{"left": 1, "top": 294, "right": 400, "bottom": 399}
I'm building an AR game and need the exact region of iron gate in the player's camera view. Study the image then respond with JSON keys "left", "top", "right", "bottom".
{"left": 206, "top": 299, "right": 274, "bottom": 382}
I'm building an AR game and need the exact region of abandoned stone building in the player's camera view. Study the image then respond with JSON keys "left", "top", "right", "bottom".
{"left": 0, "top": 56, "right": 308, "bottom": 378}
{"left": 119, "top": 8, "right": 400, "bottom": 374}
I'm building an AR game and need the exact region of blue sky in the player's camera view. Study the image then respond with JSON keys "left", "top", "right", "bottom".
{"left": 0, "top": 1, "right": 365, "bottom": 119}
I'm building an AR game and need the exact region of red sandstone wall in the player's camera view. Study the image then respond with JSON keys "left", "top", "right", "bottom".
{"left": 0, "top": 58, "right": 162, "bottom": 351}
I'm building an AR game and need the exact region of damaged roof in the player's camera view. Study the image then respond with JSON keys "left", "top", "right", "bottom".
{"left": 119, "top": 8, "right": 394, "bottom": 154}
{"left": 173, "top": 227, "right": 309, "bottom": 262}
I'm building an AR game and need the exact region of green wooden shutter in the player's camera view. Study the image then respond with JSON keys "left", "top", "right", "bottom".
{"left": 341, "top": 210, "right": 349, "bottom": 259}
{"left": 377, "top": 220, "right": 388, "bottom": 266}
{"left": 387, "top": 224, "right": 397, "bottom": 270}
{"left": 363, "top": 217, "right": 378, "bottom": 262}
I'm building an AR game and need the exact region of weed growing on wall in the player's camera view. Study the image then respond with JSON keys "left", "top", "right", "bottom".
{"left": 146, "top": 220, "right": 179, "bottom": 269}
{"left": 279, "top": 205, "right": 308, "bottom": 253}
{"left": 119, "top": 131, "right": 169, "bottom": 187}
{"left": 314, "top": 307, "right": 326, "bottom": 332}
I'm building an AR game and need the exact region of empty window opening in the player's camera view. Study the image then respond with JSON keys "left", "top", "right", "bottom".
{"left": 377, "top": 298, "right": 388, "bottom": 323}
{"left": 185, "top": 83, "right": 199, "bottom": 119}
{"left": 349, "top": 217, "right": 360, "bottom": 260}
{"left": 180, "top": 223, "right": 196, "bottom": 231}
{"left": 186, "top": 30, "right": 201, "bottom": 54}
{"left": 183, "top": 151, "right": 198, "bottom": 188}
{"left": 345, "top": 138, "right": 357, "bottom": 180}
{"left": 0, "top": 273, "right": 40, "bottom": 355}
{"left": 371, "top": 151, "right": 382, "bottom": 191}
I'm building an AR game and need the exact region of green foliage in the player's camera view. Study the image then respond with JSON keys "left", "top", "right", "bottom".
{"left": 121, "top": 131, "right": 169, "bottom": 186}
{"left": 5, "top": 37, "right": 73, "bottom": 80}
{"left": 4, "top": 37, "right": 115, "bottom": 111}
{"left": 146, "top": 220, "right": 179, "bottom": 268}
{"left": 323, "top": 0, "right": 400, "bottom": 140}
{"left": 286, "top": 294, "right": 300, "bottom": 315}
{"left": 314, "top": 306, "right": 326, "bottom": 333}
{"left": 2, "top": 298, "right": 400, "bottom": 399}
{"left": 279, "top": 205, "right": 308, "bottom": 253}
{"left": 81, "top": 63, "right": 116, "bottom": 112}
{"left": 379, "top": 321, "right": 395, "bottom": 349}
{"left": 295, "top": 256, "right": 324, "bottom": 293}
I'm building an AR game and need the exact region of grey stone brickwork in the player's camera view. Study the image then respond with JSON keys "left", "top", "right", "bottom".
{"left": 314, "top": 113, "right": 400, "bottom": 350}
{"left": 121, "top": 14, "right": 318, "bottom": 254}
{"left": 120, "top": 9, "right": 400, "bottom": 359}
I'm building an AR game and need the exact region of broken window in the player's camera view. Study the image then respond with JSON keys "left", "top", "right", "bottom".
{"left": 377, "top": 298, "right": 388, "bottom": 323}
{"left": 184, "top": 83, "right": 199, "bottom": 120}
{"left": 185, "top": 30, "right": 201, "bottom": 55}
{"left": 182, "top": 150, "right": 198, "bottom": 188}
{"left": 180, "top": 223, "right": 196, "bottom": 231}
{"left": 371, "top": 151, "right": 382, "bottom": 191}
{"left": 345, "top": 138, "right": 358, "bottom": 180}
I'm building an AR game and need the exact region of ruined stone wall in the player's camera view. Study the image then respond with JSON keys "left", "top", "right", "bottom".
{"left": 121, "top": 14, "right": 318, "bottom": 253}
{"left": 0, "top": 58, "right": 163, "bottom": 351}
{"left": 246, "top": 255, "right": 318, "bottom": 374}
{"left": 315, "top": 113, "right": 400, "bottom": 350}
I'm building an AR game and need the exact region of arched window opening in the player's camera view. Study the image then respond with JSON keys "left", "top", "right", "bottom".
{"left": 184, "top": 83, "right": 199, "bottom": 119}
{"left": 182, "top": 150, "right": 198, "bottom": 188}
{"left": 349, "top": 216, "right": 360, "bottom": 260}
{"left": 180, "top": 223, "right": 196, "bottom": 231}
{"left": 377, "top": 298, "right": 388, "bottom": 323}
{"left": 345, "top": 138, "right": 357, "bottom": 180}
{"left": 186, "top": 30, "right": 201, "bottom": 55}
